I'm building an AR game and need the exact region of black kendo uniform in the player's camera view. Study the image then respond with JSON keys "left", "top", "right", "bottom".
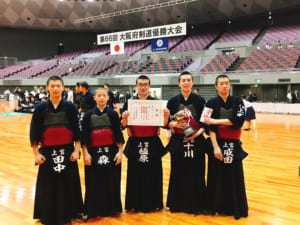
{"left": 206, "top": 95, "right": 248, "bottom": 219}
{"left": 82, "top": 106, "right": 125, "bottom": 218}
{"left": 166, "top": 92, "right": 207, "bottom": 214}
{"left": 30, "top": 99, "right": 83, "bottom": 225}
{"left": 123, "top": 95, "right": 167, "bottom": 212}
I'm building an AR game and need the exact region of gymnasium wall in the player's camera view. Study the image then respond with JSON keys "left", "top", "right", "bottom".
{"left": 0, "top": 27, "right": 97, "bottom": 61}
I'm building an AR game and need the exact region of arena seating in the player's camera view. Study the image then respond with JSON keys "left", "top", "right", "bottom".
{"left": 88, "top": 46, "right": 110, "bottom": 54}
{"left": 236, "top": 47, "right": 300, "bottom": 72}
{"left": 4, "top": 62, "right": 58, "bottom": 79}
{"left": 171, "top": 32, "right": 219, "bottom": 52}
{"left": 69, "top": 60, "right": 116, "bottom": 77}
{"left": 259, "top": 24, "right": 300, "bottom": 45}
{"left": 0, "top": 23, "right": 299, "bottom": 79}
{"left": 125, "top": 56, "right": 193, "bottom": 74}
{"left": 0, "top": 64, "right": 31, "bottom": 79}
{"left": 46, "top": 50, "right": 85, "bottom": 61}
{"left": 39, "top": 63, "right": 81, "bottom": 78}
{"left": 101, "top": 60, "right": 138, "bottom": 77}
{"left": 200, "top": 53, "right": 240, "bottom": 73}
{"left": 217, "top": 26, "right": 261, "bottom": 43}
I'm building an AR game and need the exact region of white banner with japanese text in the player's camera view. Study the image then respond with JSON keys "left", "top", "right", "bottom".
{"left": 97, "top": 22, "right": 186, "bottom": 45}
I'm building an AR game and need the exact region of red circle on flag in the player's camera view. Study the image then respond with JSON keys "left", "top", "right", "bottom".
{"left": 114, "top": 44, "right": 120, "bottom": 52}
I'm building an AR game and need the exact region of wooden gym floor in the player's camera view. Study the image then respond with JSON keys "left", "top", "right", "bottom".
{"left": 0, "top": 100, "right": 299, "bottom": 225}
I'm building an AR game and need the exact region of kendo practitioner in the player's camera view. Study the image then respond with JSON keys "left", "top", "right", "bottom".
{"left": 166, "top": 71, "right": 207, "bottom": 214}
{"left": 241, "top": 94, "right": 256, "bottom": 131}
{"left": 78, "top": 81, "right": 96, "bottom": 133}
{"left": 103, "top": 83, "right": 116, "bottom": 110}
{"left": 121, "top": 75, "right": 170, "bottom": 212}
{"left": 204, "top": 74, "right": 248, "bottom": 219}
{"left": 30, "top": 76, "right": 83, "bottom": 225}
{"left": 78, "top": 81, "right": 95, "bottom": 112}
{"left": 81, "top": 88, "right": 125, "bottom": 219}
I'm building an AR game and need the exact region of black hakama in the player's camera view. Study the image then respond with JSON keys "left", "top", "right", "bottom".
{"left": 206, "top": 139, "right": 248, "bottom": 219}
{"left": 245, "top": 106, "right": 256, "bottom": 120}
{"left": 124, "top": 136, "right": 166, "bottom": 212}
{"left": 166, "top": 92, "right": 207, "bottom": 214}
{"left": 84, "top": 145, "right": 122, "bottom": 217}
{"left": 166, "top": 134, "right": 207, "bottom": 214}
{"left": 34, "top": 144, "right": 83, "bottom": 225}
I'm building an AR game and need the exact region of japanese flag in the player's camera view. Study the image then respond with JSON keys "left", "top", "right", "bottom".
{"left": 110, "top": 42, "right": 124, "bottom": 55}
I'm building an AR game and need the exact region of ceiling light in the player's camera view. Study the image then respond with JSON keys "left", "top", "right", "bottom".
{"left": 75, "top": 0, "right": 198, "bottom": 23}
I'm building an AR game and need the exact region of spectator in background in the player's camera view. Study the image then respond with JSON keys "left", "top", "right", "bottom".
{"left": 119, "top": 93, "right": 125, "bottom": 103}
{"left": 291, "top": 90, "right": 297, "bottom": 104}
{"left": 241, "top": 95, "right": 256, "bottom": 131}
{"left": 79, "top": 81, "right": 95, "bottom": 113}
{"left": 114, "top": 90, "right": 120, "bottom": 103}
{"left": 78, "top": 81, "right": 95, "bottom": 133}
{"left": 67, "top": 87, "right": 74, "bottom": 103}
{"left": 265, "top": 42, "right": 272, "bottom": 50}
{"left": 193, "top": 88, "right": 199, "bottom": 95}
{"left": 125, "top": 91, "right": 131, "bottom": 102}
{"left": 74, "top": 82, "right": 81, "bottom": 109}
{"left": 294, "top": 90, "right": 299, "bottom": 102}
{"left": 151, "top": 90, "right": 158, "bottom": 99}
{"left": 14, "top": 94, "right": 35, "bottom": 113}
{"left": 246, "top": 91, "right": 257, "bottom": 102}
{"left": 288, "top": 42, "right": 294, "bottom": 48}
{"left": 14, "top": 87, "right": 25, "bottom": 102}
{"left": 30, "top": 86, "right": 40, "bottom": 99}
{"left": 63, "top": 86, "right": 69, "bottom": 101}
{"left": 3, "top": 89, "right": 12, "bottom": 100}
{"left": 277, "top": 40, "right": 283, "bottom": 49}
{"left": 62, "top": 86, "right": 74, "bottom": 103}
{"left": 24, "top": 89, "right": 30, "bottom": 98}
{"left": 132, "top": 89, "right": 137, "bottom": 97}
{"left": 104, "top": 83, "right": 115, "bottom": 109}
{"left": 38, "top": 87, "right": 48, "bottom": 101}
{"left": 286, "top": 90, "right": 292, "bottom": 103}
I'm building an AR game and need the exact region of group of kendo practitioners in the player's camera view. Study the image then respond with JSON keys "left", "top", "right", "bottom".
{"left": 30, "top": 72, "right": 248, "bottom": 225}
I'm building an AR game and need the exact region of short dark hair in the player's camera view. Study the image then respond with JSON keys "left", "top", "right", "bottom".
{"left": 80, "top": 81, "right": 89, "bottom": 89}
{"left": 215, "top": 74, "right": 230, "bottom": 85}
{"left": 178, "top": 71, "right": 193, "bottom": 82}
{"left": 136, "top": 75, "right": 151, "bottom": 85}
{"left": 104, "top": 83, "right": 110, "bottom": 88}
{"left": 47, "top": 76, "right": 64, "bottom": 86}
